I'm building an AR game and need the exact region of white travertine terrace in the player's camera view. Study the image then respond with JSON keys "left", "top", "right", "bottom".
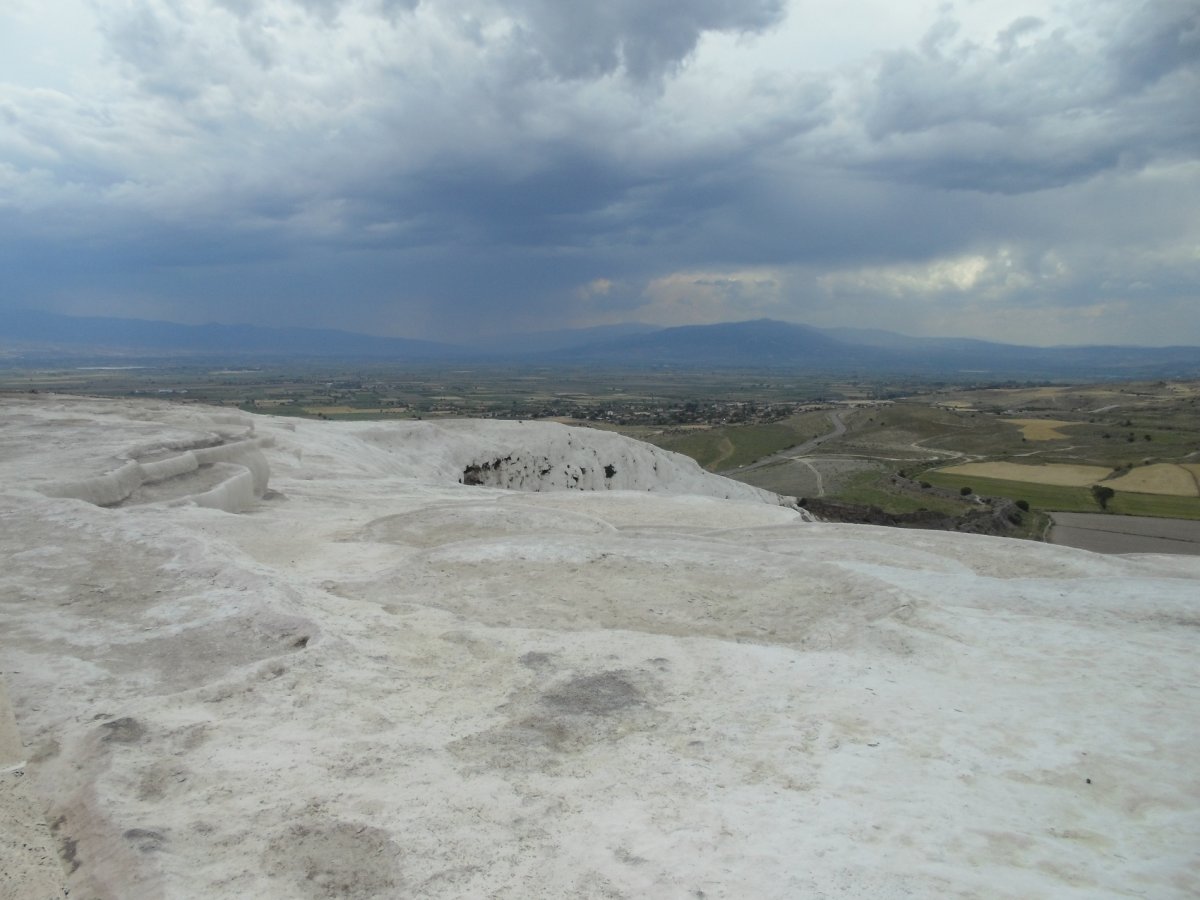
{"left": 1, "top": 395, "right": 1197, "bottom": 899}
{"left": 37, "top": 435, "right": 271, "bottom": 514}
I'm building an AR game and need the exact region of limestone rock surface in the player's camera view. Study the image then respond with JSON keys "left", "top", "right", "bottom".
{"left": 1, "top": 395, "right": 1197, "bottom": 899}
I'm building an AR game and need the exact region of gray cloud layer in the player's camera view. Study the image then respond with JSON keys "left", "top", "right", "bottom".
{"left": 1, "top": 0, "right": 1197, "bottom": 344}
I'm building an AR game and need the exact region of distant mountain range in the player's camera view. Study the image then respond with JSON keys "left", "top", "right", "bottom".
{"left": 1, "top": 309, "right": 470, "bottom": 362}
{"left": 552, "top": 319, "right": 1200, "bottom": 378}
{"left": 462, "top": 322, "right": 661, "bottom": 353}
{"left": 4, "top": 309, "right": 1200, "bottom": 379}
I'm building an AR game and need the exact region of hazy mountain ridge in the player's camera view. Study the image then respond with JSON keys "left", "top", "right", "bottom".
{"left": 2, "top": 309, "right": 474, "bottom": 361}
{"left": 461, "top": 322, "right": 662, "bottom": 353}
{"left": 5, "top": 310, "right": 1200, "bottom": 377}
{"left": 556, "top": 319, "right": 1200, "bottom": 376}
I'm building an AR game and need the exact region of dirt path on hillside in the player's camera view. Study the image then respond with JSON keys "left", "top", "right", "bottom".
{"left": 723, "top": 411, "right": 846, "bottom": 475}
{"left": 798, "top": 460, "right": 825, "bottom": 497}
{"left": 708, "top": 436, "right": 737, "bottom": 471}
{"left": 909, "top": 435, "right": 974, "bottom": 461}
{"left": 1013, "top": 444, "right": 1083, "bottom": 458}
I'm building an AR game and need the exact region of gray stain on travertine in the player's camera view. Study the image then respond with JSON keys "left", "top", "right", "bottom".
{"left": 451, "top": 669, "right": 659, "bottom": 770}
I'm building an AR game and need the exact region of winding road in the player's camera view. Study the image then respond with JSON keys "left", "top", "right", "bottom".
{"left": 721, "top": 411, "right": 847, "bottom": 476}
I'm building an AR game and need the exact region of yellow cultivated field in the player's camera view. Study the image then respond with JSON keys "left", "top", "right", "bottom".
{"left": 937, "top": 462, "right": 1112, "bottom": 486}
{"left": 1105, "top": 464, "right": 1200, "bottom": 497}
{"left": 1004, "top": 418, "right": 1082, "bottom": 440}
{"left": 303, "top": 405, "right": 408, "bottom": 415}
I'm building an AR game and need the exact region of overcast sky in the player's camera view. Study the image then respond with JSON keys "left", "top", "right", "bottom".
{"left": 2, "top": 0, "right": 1197, "bottom": 345}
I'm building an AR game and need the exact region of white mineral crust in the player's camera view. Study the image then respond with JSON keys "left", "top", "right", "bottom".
{"left": 1, "top": 395, "right": 1197, "bottom": 898}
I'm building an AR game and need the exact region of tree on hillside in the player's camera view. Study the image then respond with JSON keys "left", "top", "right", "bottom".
{"left": 1092, "top": 484, "right": 1115, "bottom": 510}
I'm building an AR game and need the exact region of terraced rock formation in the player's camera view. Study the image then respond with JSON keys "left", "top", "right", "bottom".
{"left": 1, "top": 395, "right": 1197, "bottom": 899}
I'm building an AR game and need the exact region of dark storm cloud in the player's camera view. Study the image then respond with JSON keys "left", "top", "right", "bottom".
{"left": 0, "top": 0, "right": 1197, "bottom": 344}
{"left": 345, "top": 79, "right": 831, "bottom": 259}
{"left": 502, "top": 0, "right": 786, "bottom": 81}
{"left": 1111, "top": 0, "right": 1200, "bottom": 90}
{"left": 858, "top": 0, "right": 1200, "bottom": 194}
{"left": 101, "top": 1, "right": 218, "bottom": 99}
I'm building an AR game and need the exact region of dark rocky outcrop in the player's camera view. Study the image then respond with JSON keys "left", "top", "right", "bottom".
{"left": 797, "top": 495, "right": 1028, "bottom": 538}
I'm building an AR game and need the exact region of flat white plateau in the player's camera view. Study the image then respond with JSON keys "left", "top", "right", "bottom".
{"left": 1, "top": 396, "right": 1197, "bottom": 898}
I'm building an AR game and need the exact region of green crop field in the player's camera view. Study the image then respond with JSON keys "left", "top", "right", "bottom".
{"left": 1108, "top": 493, "right": 1200, "bottom": 519}
{"left": 922, "top": 471, "right": 1200, "bottom": 520}
{"left": 923, "top": 472, "right": 1102, "bottom": 512}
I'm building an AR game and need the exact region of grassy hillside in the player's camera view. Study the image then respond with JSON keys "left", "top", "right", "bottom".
{"left": 644, "top": 411, "right": 834, "bottom": 471}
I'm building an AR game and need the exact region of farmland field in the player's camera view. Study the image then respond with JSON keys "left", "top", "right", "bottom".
{"left": 1105, "top": 463, "right": 1200, "bottom": 496}
{"left": 1105, "top": 493, "right": 1200, "bottom": 519}
{"left": 923, "top": 471, "right": 1200, "bottom": 520}
{"left": 934, "top": 461, "right": 1113, "bottom": 487}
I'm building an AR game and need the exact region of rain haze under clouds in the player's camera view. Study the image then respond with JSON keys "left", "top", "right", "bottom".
{"left": 2, "top": 0, "right": 1198, "bottom": 345}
